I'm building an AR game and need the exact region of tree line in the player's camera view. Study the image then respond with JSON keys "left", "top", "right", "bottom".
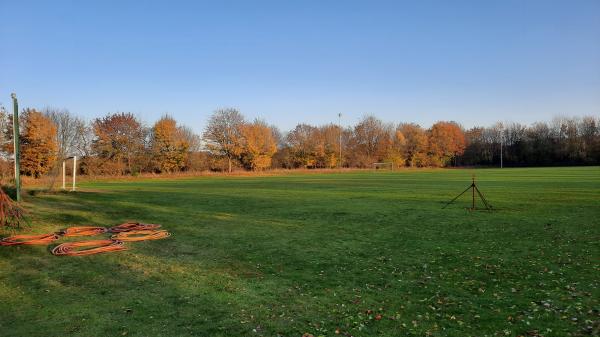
{"left": 0, "top": 105, "right": 598, "bottom": 178}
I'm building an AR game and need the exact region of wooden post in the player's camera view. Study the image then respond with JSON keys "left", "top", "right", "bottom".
{"left": 72, "top": 156, "right": 77, "bottom": 191}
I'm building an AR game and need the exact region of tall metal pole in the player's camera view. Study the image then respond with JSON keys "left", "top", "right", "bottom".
{"left": 338, "top": 113, "right": 342, "bottom": 168}
{"left": 500, "top": 132, "right": 503, "bottom": 169}
{"left": 11, "top": 93, "right": 21, "bottom": 202}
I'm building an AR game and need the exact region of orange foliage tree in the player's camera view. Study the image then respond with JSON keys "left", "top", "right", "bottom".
{"left": 18, "top": 109, "right": 58, "bottom": 177}
{"left": 151, "top": 116, "right": 189, "bottom": 173}
{"left": 428, "top": 121, "right": 466, "bottom": 166}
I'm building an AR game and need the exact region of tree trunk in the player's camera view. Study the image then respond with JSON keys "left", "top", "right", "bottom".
{"left": 228, "top": 156, "right": 232, "bottom": 173}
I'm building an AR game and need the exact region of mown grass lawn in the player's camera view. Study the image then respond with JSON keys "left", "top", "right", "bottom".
{"left": 0, "top": 167, "right": 598, "bottom": 337}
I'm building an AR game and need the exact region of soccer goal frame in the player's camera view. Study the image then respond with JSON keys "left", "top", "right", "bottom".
{"left": 62, "top": 156, "right": 77, "bottom": 191}
{"left": 373, "top": 162, "right": 394, "bottom": 170}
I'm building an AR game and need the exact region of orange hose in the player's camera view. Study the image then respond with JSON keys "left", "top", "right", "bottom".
{"left": 111, "top": 230, "right": 171, "bottom": 242}
{"left": 60, "top": 226, "right": 107, "bottom": 237}
{"left": 109, "top": 222, "right": 161, "bottom": 233}
{"left": 0, "top": 233, "right": 60, "bottom": 246}
{"left": 52, "top": 240, "right": 126, "bottom": 256}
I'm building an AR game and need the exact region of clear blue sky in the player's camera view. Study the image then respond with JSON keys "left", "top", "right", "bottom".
{"left": 1, "top": 0, "right": 599, "bottom": 133}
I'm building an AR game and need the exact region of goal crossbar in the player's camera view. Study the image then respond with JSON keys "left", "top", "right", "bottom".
{"left": 373, "top": 162, "right": 394, "bottom": 170}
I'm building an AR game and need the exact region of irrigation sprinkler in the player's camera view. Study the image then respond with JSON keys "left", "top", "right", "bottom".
{"left": 443, "top": 175, "right": 492, "bottom": 211}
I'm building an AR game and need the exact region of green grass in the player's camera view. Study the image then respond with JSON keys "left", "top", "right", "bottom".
{"left": 1, "top": 167, "right": 599, "bottom": 337}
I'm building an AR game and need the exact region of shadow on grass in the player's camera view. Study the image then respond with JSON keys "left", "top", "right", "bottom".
{"left": 2, "top": 172, "right": 598, "bottom": 337}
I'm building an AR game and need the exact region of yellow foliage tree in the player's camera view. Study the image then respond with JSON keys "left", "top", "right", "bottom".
{"left": 397, "top": 123, "right": 429, "bottom": 167}
{"left": 151, "top": 116, "right": 189, "bottom": 173}
{"left": 316, "top": 124, "right": 342, "bottom": 168}
{"left": 240, "top": 121, "right": 277, "bottom": 170}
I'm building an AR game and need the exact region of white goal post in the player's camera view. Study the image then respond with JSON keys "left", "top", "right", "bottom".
{"left": 373, "top": 162, "right": 394, "bottom": 170}
{"left": 62, "top": 156, "right": 77, "bottom": 191}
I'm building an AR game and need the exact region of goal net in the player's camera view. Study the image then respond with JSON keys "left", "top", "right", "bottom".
{"left": 373, "top": 162, "right": 394, "bottom": 170}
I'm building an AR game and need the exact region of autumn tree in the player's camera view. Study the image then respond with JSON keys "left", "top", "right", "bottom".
{"left": 43, "top": 108, "right": 87, "bottom": 159}
{"left": 524, "top": 122, "right": 553, "bottom": 165}
{"left": 387, "top": 127, "right": 406, "bottom": 167}
{"left": 350, "top": 116, "right": 394, "bottom": 167}
{"left": 461, "top": 127, "right": 487, "bottom": 165}
{"left": 428, "top": 121, "right": 466, "bottom": 166}
{"left": 580, "top": 117, "right": 600, "bottom": 163}
{"left": 397, "top": 123, "right": 428, "bottom": 167}
{"left": 203, "top": 108, "right": 245, "bottom": 173}
{"left": 17, "top": 109, "right": 58, "bottom": 177}
{"left": 150, "top": 115, "right": 190, "bottom": 173}
{"left": 0, "top": 106, "right": 10, "bottom": 160}
{"left": 315, "top": 124, "right": 344, "bottom": 168}
{"left": 286, "top": 124, "right": 319, "bottom": 168}
{"left": 179, "top": 125, "right": 201, "bottom": 153}
{"left": 239, "top": 120, "right": 278, "bottom": 170}
{"left": 92, "top": 112, "right": 146, "bottom": 175}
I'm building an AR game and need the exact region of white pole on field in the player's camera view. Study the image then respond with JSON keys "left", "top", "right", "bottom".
{"left": 72, "top": 156, "right": 77, "bottom": 191}
{"left": 500, "top": 136, "right": 503, "bottom": 168}
{"left": 62, "top": 160, "right": 66, "bottom": 189}
{"left": 500, "top": 126, "right": 504, "bottom": 169}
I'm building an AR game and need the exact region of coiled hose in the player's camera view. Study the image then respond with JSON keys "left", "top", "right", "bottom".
{"left": 0, "top": 233, "right": 60, "bottom": 246}
{"left": 111, "top": 229, "right": 171, "bottom": 242}
{"left": 52, "top": 240, "right": 126, "bottom": 256}
{"left": 1, "top": 222, "right": 169, "bottom": 255}
{"left": 109, "top": 222, "right": 161, "bottom": 233}
{"left": 60, "top": 226, "right": 108, "bottom": 237}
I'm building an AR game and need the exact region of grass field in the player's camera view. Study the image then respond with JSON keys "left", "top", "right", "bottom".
{"left": 0, "top": 167, "right": 598, "bottom": 337}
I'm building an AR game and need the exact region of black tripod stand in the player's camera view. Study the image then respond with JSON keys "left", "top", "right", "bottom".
{"left": 443, "top": 175, "right": 493, "bottom": 210}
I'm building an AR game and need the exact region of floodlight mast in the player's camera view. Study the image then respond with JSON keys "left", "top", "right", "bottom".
{"left": 338, "top": 113, "right": 342, "bottom": 168}
{"left": 11, "top": 93, "right": 21, "bottom": 202}
{"left": 500, "top": 131, "right": 503, "bottom": 169}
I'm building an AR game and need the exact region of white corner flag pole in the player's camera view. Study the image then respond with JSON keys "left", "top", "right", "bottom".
{"left": 62, "top": 160, "right": 66, "bottom": 189}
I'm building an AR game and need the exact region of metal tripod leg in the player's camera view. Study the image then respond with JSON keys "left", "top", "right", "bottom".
{"left": 442, "top": 184, "right": 474, "bottom": 209}
{"left": 475, "top": 186, "right": 493, "bottom": 210}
